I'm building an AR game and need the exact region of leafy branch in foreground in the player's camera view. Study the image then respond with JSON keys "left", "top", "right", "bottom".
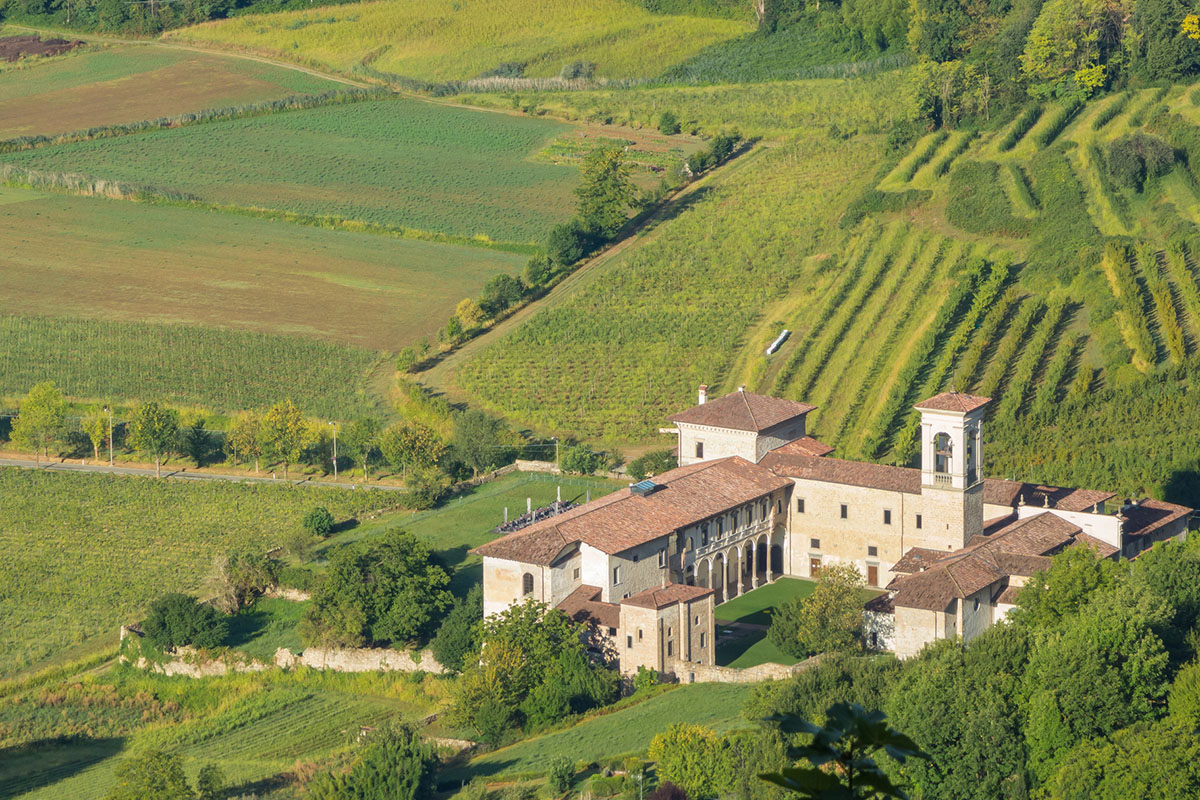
{"left": 760, "top": 703, "right": 926, "bottom": 800}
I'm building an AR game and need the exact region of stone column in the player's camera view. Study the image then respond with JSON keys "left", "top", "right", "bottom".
{"left": 735, "top": 546, "right": 744, "bottom": 598}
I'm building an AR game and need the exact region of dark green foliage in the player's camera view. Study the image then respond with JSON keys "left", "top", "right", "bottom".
{"left": 839, "top": 189, "right": 930, "bottom": 229}
{"left": 1135, "top": 0, "right": 1200, "bottom": 79}
{"left": 946, "top": 161, "right": 1031, "bottom": 238}
{"left": 998, "top": 106, "right": 1042, "bottom": 152}
{"left": 760, "top": 704, "right": 927, "bottom": 799}
{"left": 430, "top": 585, "right": 482, "bottom": 672}
{"left": 1043, "top": 720, "right": 1200, "bottom": 799}
{"left": 521, "top": 649, "right": 620, "bottom": 730}
{"left": 547, "top": 755, "right": 574, "bottom": 793}
{"left": 479, "top": 273, "right": 526, "bottom": 317}
{"left": 1105, "top": 132, "right": 1178, "bottom": 192}
{"left": 195, "top": 764, "right": 224, "bottom": 800}
{"left": 547, "top": 218, "right": 591, "bottom": 266}
{"left": 302, "top": 506, "right": 335, "bottom": 538}
{"left": 1032, "top": 100, "right": 1083, "bottom": 148}
{"left": 277, "top": 564, "right": 323, "bottom": 593}
{"left": 300, "top": 529, "right": 453, "bottom": 647}
{"left": 183, "top": 419, "right": 213, "bottom": 468}
{"left": 1026, "top": 146, "right": 1100, "bottom": 278}
{"left": 560, "top": 442, "right": 606, "bottom": 475}
{"left": 1013, "top": 545, "right": 1115, "bottom": 629}
{"left": 522, "top": 253, "right": 553, "bottom": 287}
{"left": 142, "top": 593, "right": 227, "bottom": 652}
{"left": 452, "top": 409, "right": 516, "bottom": 476}
{"left": 659, "top": 110, "right": 682, "bottom": 135}
{"left": 686, "top": 131, "right": 743, "bottom": 175}
{"left": 627, "top": 449, "right": 677, "bottom": 480}
{"left": 105, "top": 750, "right": 195, "bottom": 800}
{"left": 576, "top": 146, "right": 637, "bottom": 238}
{"left": 744, "top": 654, "right": 901, "bottom": 725}
{"left": 308, "top": 724, "right": 434, "bottom": 800}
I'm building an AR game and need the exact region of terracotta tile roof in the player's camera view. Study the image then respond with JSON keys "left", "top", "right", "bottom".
{"left": 557, "top": 585, "right": 621, "bottom": 629}
{"left": 473, "top": 457, "right": 790, "bottom": 565}
{"left": 891, "top": 547, "right": 949, "bottom": 574}
{"left": 865, "top": 593, "right": 894, "bottom": 614}
{"left": 1122, "top": 499, "right": 1192, "bottom": 539}
{"left": 983, "top": 479, "right": 1115, "bottom": 512}
{"left": 995, "top": 585, "right": 1020, "bottom": 605}
{"left": 890, "top": 512, "right": 1084, "bottom": 611}
{"left": 622, "top": 582, "right": 713, "bottom": 610}
{"left": 1070, "top": 532, "right": 1120, "bottom": 558}
{"left": 760, "top": 452, "right": 921, "bottom": 494}
{"left": 768, "top": 436, "right": 835, "bottom": 458}
{"left": 669, "top": 390, "right": 815, "bottom": 432}
{"left": 914, "top": 391, "right": 991, "bottom": 413}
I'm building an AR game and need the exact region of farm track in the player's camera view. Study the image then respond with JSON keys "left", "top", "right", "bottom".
{"left": 418, "top": 145, "right": 770, "bottom": 405}
{"left": 0, "top": 456, "right": 407, "bottom": 491}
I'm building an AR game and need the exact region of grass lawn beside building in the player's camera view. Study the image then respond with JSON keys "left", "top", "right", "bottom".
{"left": 714, "top": 577, "right": 814, "bottom": 668}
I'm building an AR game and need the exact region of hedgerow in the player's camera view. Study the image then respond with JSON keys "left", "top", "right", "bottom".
{"left": 998, "top": 106, "right": 1042, "bottom": 152}
{"left": 996, "top": 297, "right": 1068, "bottom": 421}
{"left": 1032, "top": 99, "right": 1083, "bottom": 149}
{"left": 977, "top": 299, "right": 1043, "bottom": 400}
{"left": 931, "top": 130, "right": 977, "bottom": 178}
{"left": 1100, "top": 241, "right": 1158, "bottom": 371}
{"left": 954, "top": 285, "right": 1023, "bottom": 390}
{"left": 897, "top": 130, "right": 949, "bottom": 183}
{"left": 1091, "top": 91, "right": 1131, "bottom": 131}
{"left": 1136, "top": 242, "right": 1186, "bottom": 365}
{"left": 946, "top": 161, "right": 1031, "bottom": 238}
{"left": 839, "top": 188, "right": 930, "bottom": 229}
{"left": 1030, "top": 333, "right": 1086, "bottom": 421}
{"left": 1006, "top": 163, "right": 1039, "bottom": 212}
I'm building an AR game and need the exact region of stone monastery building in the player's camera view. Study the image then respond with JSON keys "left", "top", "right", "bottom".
{"left": 475, "top": 387, "right": 1192, "bottom": 675}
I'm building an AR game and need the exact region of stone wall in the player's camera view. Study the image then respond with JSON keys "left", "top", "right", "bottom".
{"left": 275, "top": 646, "right": 445, "bottom": 674}
{"left": 676, "top": 654, "right": 822, "bottom": 684}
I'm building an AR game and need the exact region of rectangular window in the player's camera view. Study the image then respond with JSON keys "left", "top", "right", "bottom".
{"left": 638, "top": 629, "right": 643, "bottom": 640}
{"left": 883, "top": 509, "right": 892, "bottom": 525}
{"left": 667, "top": 641, "right": 674, "bottom": 657}
{"left": 916, "top": 514, "right": 923, "bottom": 529}
{"left": 840, "top": 504, "right": 848, "bottom": 519}
{"left": 667, "top": 626, "right": 672, "bottom": 636}
{"left": 797, "top": 498, "right": 805, "bottom": 513}
{"left": 694, "top": 615, "right": 699, "bottom": 625}
{"left": 810, "top": 538, "right": 820, "bottom": 549}
{"left": 573, "top": 567, "right": 580, "bottom": 580}
{"left": 701, "top": 525, "right": 709, "bottom": 546}
{"left": 613, "top": 566, "right": 621, "bottom": 585}
{"left": 658, "top": 548, "right": 667, "bottom": 568}
{"left": 777, "top": 499, "right": 783, "bottom": 514}
{"left": 700, "top": 632, "right": 707, "bottom": 648}
{"left": 627, "top": 636, "right": 633, "bottom": 648}
{"left": 695, "top": 442, "right": 704, "bottom": 458}
{"left": 868, "top": 546, "right": 878, "bottom": 557}
{"left": 608, "top": 627, "right": 617, "bottom": 636}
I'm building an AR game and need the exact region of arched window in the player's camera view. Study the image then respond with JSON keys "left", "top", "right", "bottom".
{"left": 522, "top": 572, "right": 534, "bottom": 596}
{"left": 934, "top": 433, "right": 952, "bottom": 474}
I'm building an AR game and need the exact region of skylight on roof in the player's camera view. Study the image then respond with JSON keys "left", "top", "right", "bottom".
{"left": 631, "top": 480, "right": 661, "bottom": 497}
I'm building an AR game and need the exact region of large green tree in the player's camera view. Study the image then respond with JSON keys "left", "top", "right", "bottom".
{"left": 380, "top": 420, "right": 446, "bottom": 477}
{"left": 301, "top": 529, "right": 453, "bottom": 647}
{"left": 451, "top": 409, "right": 515, "bottom": 477}
{"left": 308, "top": 724, "right": 434, "bottom": 800}
{"left": 11, "top": 380, "right": 66, "bottom": 466}
{"left": 769, "top": 563, "right": 865, "bottom": 658}
{"left": 342, "top": 416, "right": 383, "bottom": 481}
{"left": 575, "top": 146, "right": 638, "bottom": 238}
{"left": 1042, "top": 720, "right": 1200, "bottom": 799}
{"left": 259, "top": 399, "right": 307, "bottom": 479}
{"left": 127, "top": 401, "right": 180, "bottom": 478}
{"left": 105, "top": 750, "right": 194, "bottom": 800}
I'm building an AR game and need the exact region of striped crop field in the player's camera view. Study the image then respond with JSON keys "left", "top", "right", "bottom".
{"left": 168, "top": 0, "right": 752, "bottom": 82}
{"left": 0, "top": 42, "right": 340, "bottom": 139}
{"left": 1, "top": 96, "right": 580, "bottom": 244}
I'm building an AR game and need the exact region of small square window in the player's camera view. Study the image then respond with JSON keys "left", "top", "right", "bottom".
{"left": 608, "top": 627, "right": 617, "bottom": 636}
{"left": 916, "top": 514, "right": 923, "bottom": 529}
{"left": 627, "top": 636, "right": 633, "bottom": 648}
{"left": 797, "top": 498, "right": 805, "bottom": 513}
{"left": 810, "top": 538, "right": 820, "bottom": 549}
{"left": 632, "top": 554, "right": 639, "bottom": 563}
{"left": 868, "top": 545, "right": 878, "bottom": 557}
{"left": 840, "top": 504, "right": 848, "bottom": 519}
{"left": 883, "top": 509, "right": 892, "bottom": 525}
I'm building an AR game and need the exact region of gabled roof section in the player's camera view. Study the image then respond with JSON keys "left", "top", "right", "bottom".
{"left": 768, "top": 436, "right": 835, "bottom": 458}
{"left": 1122, "top": 498, "right": 1192, "bottom": 539}
{"left": 891, "top": 547, "right": 949, "bottom": 575}
{"left": 622, "top": 582, "right": 713, "bottom": 610}
{"left": 760, "top": 452, "right": 921, "bottom": 494}
{"left": 669, "top": 390, "right": 815, "bottom": 433}
{"left": 914, "top": 391, "right": 991, "bottom": 414}
{"left": 473, "top": 457, "right": 790, "bottom": 565}
{"left": 557, "top": 585, "right": 621, "bottom": 629}
{"left": 983, "top": 479, "right": 1116, "bottom": 512}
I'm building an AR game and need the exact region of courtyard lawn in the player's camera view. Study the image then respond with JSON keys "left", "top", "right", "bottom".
{"left": 714, "top": 577, "right": 814, "bottom": 669}
{"left": 715, "top": 577, "right": 815, "bottom": 626}
{"left": 442, "top": 683, "right": 753, "bottom": 783}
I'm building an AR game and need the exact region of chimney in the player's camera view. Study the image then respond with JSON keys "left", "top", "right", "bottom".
{"left": 737, "top": 385, "right": 746, "bottom": 392}
{"left": 698, "top": 384, "right": 708, "bottom": 405}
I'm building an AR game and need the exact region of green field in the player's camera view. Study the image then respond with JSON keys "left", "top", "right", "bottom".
{"left": 0, "top": 314, "right": 383, "bottom": 418}
{"left": 0, "top": 42, "right": 340, "bottom": 138}
{"left": 0, "top": 185, "right": 525, "bottom": 354}
{"left": 444, "top": 683, "right": 753, "bottom": 782}
{"left": 169, "top": 0, "right": 751, "bottom": 82}
{"left": 0, "top": 665, "right": 446, "bottom": 799}
{"left": 2, "top": 97, "right": 580, "bottom": 243}
{"left": 0, "top": 469, "right": 390, "bottom": 676}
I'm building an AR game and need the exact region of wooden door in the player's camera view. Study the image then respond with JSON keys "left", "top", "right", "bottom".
{"left": 810, "top": 558, "right": 821, "bottom": 576}
{"left": 867, "top": 565, "right": 879, "bottom": 587}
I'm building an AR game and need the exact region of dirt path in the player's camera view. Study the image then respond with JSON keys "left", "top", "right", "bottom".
{"left": 418, "top": 145, "right": 769, "bottom": 406}
{"left": 6, "top": 24, "right": 369, "bottom": 88}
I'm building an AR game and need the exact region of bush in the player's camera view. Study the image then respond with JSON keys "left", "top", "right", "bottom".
{"left": 547, "top": 218, "right": 591, "bottom": 266}
{"left": 1105, "top": 132, "right": 1177, "bottom": 192}
{"left": 277, "top": 564, "right": 323, "bottom": 593}
{"left": 283, "top": 529, "right": 321, "bottom": 562}
{"left": 302, "top": 506, "right": 335, "bottom": 538}
{"left": 633, "top": 665, "right": 659, "bottom": 692}
{"left": 839, "top": 188, "right": 930, "bottom": 229}
{"left": 143, "top": 593, "right": 227, "bottom": 652}
{"left": 430, "top": 585, "right": 482, "bottom": 672}
{"left": 560, "top": 442, "right": 606, "bottom": 475}
{"left": 547, "top": 755, "right": 574, "bottom": 793}
{"left": 560, "top": 60, "right": 596, "bottom": 79}
{"left": 658, "top": 110, "right": 681, "bottom": 135}
{"left": 627, "top": 449, "right": 677, "bottom": 480}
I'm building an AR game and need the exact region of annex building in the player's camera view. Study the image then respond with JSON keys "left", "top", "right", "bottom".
{"left": 475, "top": 387, "right": 1192, "bottom": 674}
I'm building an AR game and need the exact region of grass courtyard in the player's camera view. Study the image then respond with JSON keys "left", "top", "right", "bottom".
{"left": 714, "top": 577, "right": 815, "bottom": 669}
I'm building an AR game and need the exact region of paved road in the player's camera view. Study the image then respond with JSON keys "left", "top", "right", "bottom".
{"left": 0, "top": 457, "right": 407, "bottom": 491}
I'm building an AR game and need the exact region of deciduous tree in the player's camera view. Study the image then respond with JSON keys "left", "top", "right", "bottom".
{"left": 576, "top": 146, "right": 637, "bottom": 238}
{"left": 81, "top": 405, "right": 109, "bottom": 462}
{"left": 452, "top": 409, "right": 515, "bottom": 477}
{"left": 127, "top": 401, "right": 180, "bottom": 478}
{"left": 260, "top": 399, "right": 307, "bottom": 479}
{"left": 380, "top": 420, "right": 446, "bottom": 477}
{"left": 105, "top": 750, "right": 195, "bottom": 800}
{"left": 226, "top": 411, "right": 262, "bottom": 472}
{"left": 342, "top": 416, "right": 382, "bottom": 481}
{"left": 769, "top": 564, "right": 865, "bottom": 658}
{"left": 11, "top": 380, "right": 66, "bottom": 466}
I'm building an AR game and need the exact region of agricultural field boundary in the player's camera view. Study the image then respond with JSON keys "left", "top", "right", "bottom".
{"left": 418, "top": 143, "right": 770, "bottom": 405}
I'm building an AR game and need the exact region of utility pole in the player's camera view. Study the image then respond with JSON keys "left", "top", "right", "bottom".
{"left": 329, "top": 422, "right": 338, "bottom": 480}
{"left": 554, "top": 437, "right": 559, "bottom": 472}
{"left": 104, "top": 406, "right": 113, "bottom": 466}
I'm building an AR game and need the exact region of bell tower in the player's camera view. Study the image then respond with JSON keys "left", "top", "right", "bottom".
{"left": 914, "top": 392, "right": 990, "bottom": 550}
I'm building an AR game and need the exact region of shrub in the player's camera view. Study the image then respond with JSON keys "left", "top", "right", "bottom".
{"left": 633, "top": 665, "right": 659, "bottom": 692}
{"left": 430, "top": 585, "right": 482, "bottom": 672}
{"left": 547, "top": 218, "right": 591, "bottom": 266}
{"left": 302, "top": 506, "right": 335, "bottom": 538}
{"left": 277, "top": 564, "right": 323, "bottom": 593}
{"left": 560, "top": 60, "right": 597, "bottom": 80}
{"left": 658, "top": 110, "right": 681, "bottom": 135}
{"left": 560, "top": 442, "right": 606, "bottom": 475}
{"left": 839, "top": 188, "right": 930, "bottom": 229}
{"left": 547, "top": 755, "right": 574, "bottom": 793}
{"left": 627, "top": 449, "right": 676, "bottom": 480}
{"left": 1105, "top": 132, "right": 1177, "bottom": 192}
{"left": 143, "top": 593, "right": 227, "bottom": 652}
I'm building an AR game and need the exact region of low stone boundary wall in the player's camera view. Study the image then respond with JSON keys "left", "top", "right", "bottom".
{"left": 676, "top": 655, "right": 823, "bottom": 684}
{"left": 274, "top": 646, "right": 445, "bottom": 674}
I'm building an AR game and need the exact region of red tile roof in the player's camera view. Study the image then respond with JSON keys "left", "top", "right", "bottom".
{"left": 891, "top": 547, "right": 950, "bottom": 574}
{"left": 473, "top": 457, "right": 790, "bottom": 565}
{"left": 669, "top": 390, "right": 815, "bottom": 433}
{"left": 768, "top": 436, "right": 835, "bottom": 458}
{"left": 983, "top": 479, "right": 1116, "bottom": 512}
{"left": 557, "top": 585, "right": 621, "bottom": 629}
{"left": 760, "top": 452, "right": 921, "bottom": 494}
{"left": 1122, "top": 499, "right": 1192, "bottom": 539}
{"left": 622, "top": 582, "right": 713, "bottom": 610}
{"left": 914, "top": 391, "right": 991, "bottom": 413}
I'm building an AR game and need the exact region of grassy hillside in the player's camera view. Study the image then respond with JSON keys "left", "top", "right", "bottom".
{"left": 0, "top": 186, "right": 524, "bottom": 353}
{"left": 0, "top": 469, "right": 391, "bottom": 676}
{"left": 0, "top": 42, "right": 340, "bottom": 139}
{"left": 168, "top": 0, "right": 751, "bottom": 82}
{"left": 2, "top": 97, "right": 579, "bottom": 244}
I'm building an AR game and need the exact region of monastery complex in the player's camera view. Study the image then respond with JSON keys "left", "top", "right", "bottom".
{"left": 475, "top": 387, "right": 1192, "bottom": 676}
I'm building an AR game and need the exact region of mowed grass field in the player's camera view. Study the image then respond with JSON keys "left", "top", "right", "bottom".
{"left": 0, "top": 41, "right": 340, "bottom": 138}
{"left": 0, "top": 469, "right": 390, "bottom": 676}
{"left": 0, "top": 186, "right": 525, "bottom": 351}
{"left": 444, "top": 683, "right": 753, "bottom": 782}
{"left": 3, "top": 97, "right": 580, "bottom": 243}
{"left": 169, "top": 0, "right": 751, "bottom": 81}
